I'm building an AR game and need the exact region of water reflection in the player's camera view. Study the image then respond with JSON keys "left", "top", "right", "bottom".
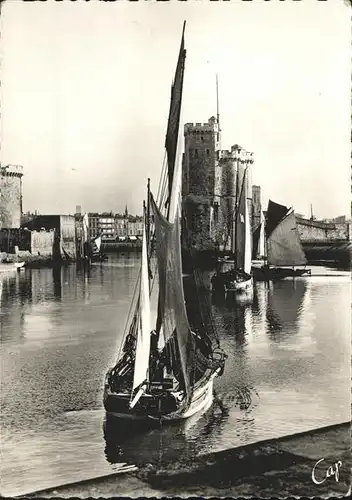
{"left": 0, "top": 259, "right": 350, "bottom": 497}
{"left": 103, "top": 397, "right": 232, "bottom": 470}
{"left": 266, "top": 280, "right": 307, "bottom": 336}
{"left": 53, "top": 266, "right": 62, "bottom": 301}
{"left": 0, "top": 273, "right": 26, "bottom": 342}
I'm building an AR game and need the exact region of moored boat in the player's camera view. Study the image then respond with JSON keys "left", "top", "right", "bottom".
{"left": 89, "top": 235, "right": 108, "bottom": 262}
{"left": 252, "top": 200, "right": 311, "bottom": 281}
{"left": 212, "top": 164, "right": 253, "bottom": 295}
{"left": 0, "top": 261, "right": 25, "bottom": 273}
{"left": 103, "top": 22, "right": 226, "bottom": 423}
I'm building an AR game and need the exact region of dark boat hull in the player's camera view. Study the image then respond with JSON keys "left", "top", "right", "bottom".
{"left": 211, "top": 265, "right": 253, "bottom": 295}
{"left": 103, "top": 374, "right": 216, "bottom": 423}
{"left": 91, "top": 253, "right": 108, "bottom": 262}
{"left": 252, "top": 266, "right": 311, "bottom": 282}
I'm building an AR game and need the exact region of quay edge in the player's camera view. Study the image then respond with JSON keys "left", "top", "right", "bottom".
{"left": 22, "top": 421, "right": 351, "bottom": 499}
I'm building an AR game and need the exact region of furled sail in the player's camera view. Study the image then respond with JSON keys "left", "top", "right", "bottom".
{"left": 252, "top": 224, "right": 260, "bottom": 260}
{"left": 252, "top": 211, "right": 265, "bottom": 260}
{"left": 265, "top": 200, "right": 290, "bottom": 238}
{"left": 150, "top": 194, "right": 195, "bottom": 401}
{"left": 234, "top": 167, "right": 251, "bottom": 273}
{"left": 165, "top": 21, "right": 186, "bottom": 197}
{"left": 244, "top": 196, "right": 252, "bottom": 275}
{"left": 132, "top": 222, "right": 151, "bottom": 391}
{"left": 267, "top": 210, "right": 307, "bottom": 267}
{"left": 259, "top": 211, "right": 265, "bottom": 258}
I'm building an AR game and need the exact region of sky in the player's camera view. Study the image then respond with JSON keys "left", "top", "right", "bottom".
{"left": 1, "top": 0, "right": 350, "bottom": 218}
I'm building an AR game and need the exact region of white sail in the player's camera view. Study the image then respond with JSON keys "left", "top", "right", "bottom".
{"left": 234, "top": 167, "right": 251, "bottom": 274}
{"left": 132, "top": 222, "right": 151, "bottom": 391}
{"left": 93, "top": 235, "right": 102, "bottom": 252}
{"left": 244, "top": 197, "right": 252, "bottom": 275}
{"left": 267, "top": 210, "right": 307, "bottom": 267}
{"left": 259, "top": 211, "right": 265, "bottom": 258}
{"left": 82, "top": 213, "right": 89, "bottom": 243}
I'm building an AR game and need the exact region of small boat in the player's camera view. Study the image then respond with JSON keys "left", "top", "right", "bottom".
{"left": 103, "top": 22, "right": 226, "bottom": 423}
{"left": 212, "top": 165, "right": 253, "bottom": 295}
{"left": 0, "top": 261, "right": 25, "bottom": 273}
{"left": 89, "top": 235, "right": 108, "bottom": 262}
{"left": 252, "top": 200, "right": 311, "bottom": 281}
{"left": 80, "top": 217, "right": 107, "bottom": 264}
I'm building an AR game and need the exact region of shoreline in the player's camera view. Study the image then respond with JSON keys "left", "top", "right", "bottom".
{"left": 21, "top": 421, "right": 350, "bottom": 499}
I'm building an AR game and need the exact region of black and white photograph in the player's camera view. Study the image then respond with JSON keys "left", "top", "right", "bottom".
{"left": 0, "top": 0, "right": 350, "bottom": 498}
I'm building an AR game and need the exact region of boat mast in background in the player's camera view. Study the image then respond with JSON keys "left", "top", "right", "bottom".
{"left": 216, "top": 74, "right": 221, "bottom": 144}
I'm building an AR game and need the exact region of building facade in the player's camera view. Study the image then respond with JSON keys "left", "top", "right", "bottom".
{"left": 86, "top": 211, "right": 143, "bottom": 242}
{"left": 0, "top": 165, "right": 23, "bottom": 229}
{"left": 23, "top": 214, "right": 76, "bottom": 259}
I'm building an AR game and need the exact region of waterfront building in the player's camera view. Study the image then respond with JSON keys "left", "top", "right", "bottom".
{"left": 22, "top": 214, "right": 76, "bottom": 259}
{"left": 86, "top": 209, "right": 143, "bottom": 242}
{"left": 88, "top": 212, "right": 116, "bottom": 241}
{"left": 0, "top": 164, "right": 23, "bottom": 229}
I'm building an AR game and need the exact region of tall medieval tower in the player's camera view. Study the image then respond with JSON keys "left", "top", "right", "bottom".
{"left": 182, "top": 116, "right": 220, "bottom": 253}
{"left": 0, "top": 165, "right": 24, "bottom": 229}
{"left": 181, "top": 115, "right": 254, "bottom": 262}
{"left": 216, "top": 146, "right": 253, "bottom": 253}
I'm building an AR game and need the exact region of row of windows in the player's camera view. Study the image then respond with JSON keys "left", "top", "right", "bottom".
{"left": 188, "top": 130, "right": 213, "bottom": 137}
{"left": 188, "top": 148, "right": 210, "bottom": 157}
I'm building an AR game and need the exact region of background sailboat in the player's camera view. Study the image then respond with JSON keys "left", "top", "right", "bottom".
{"left": 252, "top": 200, "right": 311, "bottom": 281}
{"left": 212, "top": 166, "right": 253, "bottom": 294}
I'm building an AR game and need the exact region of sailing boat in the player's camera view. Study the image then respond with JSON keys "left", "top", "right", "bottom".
{"left": 212, "top": 165, "right": 253, "bottom": 294}
{"left": 90, "top": 234, "right": 108, "bottom": 262}
{"left": 252, "top": 210, "right": 265, "bottom": 260}
{"left": 252, "top": 200, "right": 311, "bottom": 281}
{"left": 103, "top": 22, "right": 226, "bottom": 423}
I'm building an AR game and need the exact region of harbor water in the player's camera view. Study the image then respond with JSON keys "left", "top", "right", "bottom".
{"left": 0, "top": 255, "right": 350, "bottom": 497}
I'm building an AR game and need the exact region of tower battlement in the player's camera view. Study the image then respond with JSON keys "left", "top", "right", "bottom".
{"left": 184, "top": 116, "right": 219, "bottom": 135}
{"left": 0, "top": 164, "right": 24, "bottom": 178}
{"left": 219, "top": 146, "right": 254, "bottom": 163}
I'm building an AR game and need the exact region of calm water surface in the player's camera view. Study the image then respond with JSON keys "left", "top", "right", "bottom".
{"left": 0, "top": 255, "right": 350, "bottom": 496}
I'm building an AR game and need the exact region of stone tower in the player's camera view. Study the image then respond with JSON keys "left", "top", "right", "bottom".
{"left": 252, "top": 185, "right": 262, "bottom": 231}
{"left": 182, "top": 117, "right": 220, "bottom": 253}
{"left": 0, "top": 165, "right": 24, "bottom": 229}
{"left": 216, "top": 146, "right": 254, "bottom": 253}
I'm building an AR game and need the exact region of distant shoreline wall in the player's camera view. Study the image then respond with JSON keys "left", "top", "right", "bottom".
{"left": 102, "top": 242, "right": 142, "bottom": 252}
{"left": 297, "top": 217, "right": 350, "bottom": 242}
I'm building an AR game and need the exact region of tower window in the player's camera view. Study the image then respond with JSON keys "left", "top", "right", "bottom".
{"left": 201, "top": 136, "right": 204, "bottom": 141}
{"left": 194, "top": 149, "right": 198, "bottom": 157}
{"left": 206, "top": 149, "right": 210, "bottom": 156}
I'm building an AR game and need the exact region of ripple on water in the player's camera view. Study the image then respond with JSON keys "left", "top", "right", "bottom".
{"left": 0, "top": 259, "right": 350, "bottom": 496}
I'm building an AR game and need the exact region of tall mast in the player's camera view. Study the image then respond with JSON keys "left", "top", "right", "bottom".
{"left": 147, "top": 178, "right": 151, "bottom": 251}
{"left": 233, "top": 157, "right": 240, "bottom": 264}
{"left": 216, "top": 74, "right": 220, "bottom": 143}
